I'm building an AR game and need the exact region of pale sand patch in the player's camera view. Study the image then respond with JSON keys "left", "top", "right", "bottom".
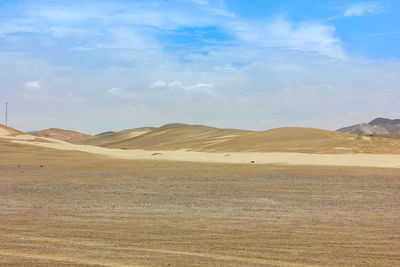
{"left": 14, "top": 134, "right": 36, "bottom": 140}
{"left": 10, "top": 139, "right": 400, "bottom": 168}
{"left": 0, "top": 128, "right": 9, "bottom": 136}
{"left": 201, "top": 139, "right": 233, "bottom": 147}
{"left": 1, "top": 133, "right": 36, "bottom": 141}
{"left": 334, "top": 147, "right": 354, "bottom": 150}
{"left": 213, "top": 134, "right": 241, "bottom": 139}
{"left": 126, "top": 130, "right": 151, "bottom": 138}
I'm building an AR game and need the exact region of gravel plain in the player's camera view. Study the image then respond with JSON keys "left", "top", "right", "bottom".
{"left": 1, "top": 142, "right": 400, "bottom": 266}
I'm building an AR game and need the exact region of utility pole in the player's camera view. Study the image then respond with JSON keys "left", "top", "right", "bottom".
{"left": 5, "top": 102, "right": 8, "bottom": 126}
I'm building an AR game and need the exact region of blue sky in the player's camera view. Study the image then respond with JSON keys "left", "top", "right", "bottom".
{"left": 0, "top": 0, "right": 399, "bottom": 133}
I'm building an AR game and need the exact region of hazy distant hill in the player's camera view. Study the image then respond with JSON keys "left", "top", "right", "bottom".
{"left": 337, "top": 118, "right": 400, "bottom": 136}
{"left": 32, "top": 128, "right": 95, "bottom": 143}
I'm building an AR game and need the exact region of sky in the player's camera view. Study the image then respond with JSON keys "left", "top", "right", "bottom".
{"left": 0, "top": 0, "right": 399, "bottom": 134}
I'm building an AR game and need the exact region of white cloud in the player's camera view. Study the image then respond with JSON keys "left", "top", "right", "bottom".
{"left": 106, "top": 87, "right": 123, "bottom": 95}
{"left": 167, "top": 81, "right": 215, "bottom": 94}
{"left": 344, "top": 2, "right": 382, "bottom": 17}
{"left": 233, "top": 18, "right": 346, "bottom": 59}
{"left": 167, "top": 81, "right": 184, "bottom": 89}
{"left": 148, "top": 80, "right": 217, "bottom": 97}
{"left": 105, "top": 88, "right": 136, "bottom": 99}
{"left": 23, "top": 80, "right": 41, "bottom": 91}
{"left": 186, "top": 83, "right": 214, "bottom": 93}
{"left": 149, "top": 80, "right": 167, "bottom": 88}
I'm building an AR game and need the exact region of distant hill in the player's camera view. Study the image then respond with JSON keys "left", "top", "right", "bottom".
{"left": 98, "top": 124, "right": 250, "bottom": 151}
{"left": 32, "top": 128, "right": 95, "bottom": 143}
{"left": 83, "top": 123, "right": 400, "bottom": 154}
{"left": 337, "top": 118, "right": 400, "bottom": 136}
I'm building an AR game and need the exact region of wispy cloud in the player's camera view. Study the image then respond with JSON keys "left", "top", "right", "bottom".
{"left": 149, "top": 80, "right": 167, "bottom": 88}
{"left": 232, "top": 18, "right": 346, "bottom": 59}
{"left": 24, "top": 80, "right": 42, "bottom": 91}
{"left": 105, "top": 88, "right": 136, "bottom": 99}
{"left": 149, "top": 80, "right": 216, "bottom": 96}
{"left": 344, "top": 2, "right": 383, "bottom": 17}
{"left": 0, "top": 1, "right": 346, "bottom": 60}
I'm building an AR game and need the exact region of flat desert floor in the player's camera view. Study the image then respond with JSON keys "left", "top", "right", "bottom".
{"left": 1, "top": 142, "right": 400, "bottom": 266}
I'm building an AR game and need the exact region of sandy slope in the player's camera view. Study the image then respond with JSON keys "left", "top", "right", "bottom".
{"left": 83, "top": 127, "right": 155, "bottom": 146}
{"left": 7, "top": 139, "right": 400, "bottom": 168}
{"left": 2, "top": 124, "right": 400, "bottom": 168}
{"left": 0, "top": 124, "right": 35, "bottom": 140}
{"left": 0, "top": 124, "right": 26, "bottom": 136}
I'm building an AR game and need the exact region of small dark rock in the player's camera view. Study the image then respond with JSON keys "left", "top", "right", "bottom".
{"left": 251, "top": 161, "right": 255, "bottom": 163}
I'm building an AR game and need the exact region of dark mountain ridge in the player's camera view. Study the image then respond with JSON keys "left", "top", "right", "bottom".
{"left": 337, "top": 118, "right": 400, "bottom": 136}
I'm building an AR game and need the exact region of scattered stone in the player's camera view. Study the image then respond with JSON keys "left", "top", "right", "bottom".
{"left": 251, "top": 161, "right": 255, "bottom": 163}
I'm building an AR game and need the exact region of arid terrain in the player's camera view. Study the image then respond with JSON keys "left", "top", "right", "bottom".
{"left": 1, "top": 124, "right": 400, "bottom": 266}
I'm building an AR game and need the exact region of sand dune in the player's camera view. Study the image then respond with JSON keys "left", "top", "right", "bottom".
{"left": 100, "top": 124, "right": 250, "bottom": 151}
{"left": 2, "top": 124, "right": 400, "bottom": 168}
{"left": 89, "top": 123, "right": 400, "bottom": 154}
{"left": 84, "top": 127, "right": 156, "bottom": 146}
{"left": 0, "top": 124, "right": 25, "bottom": 136}
{"left": 32, "top": 128, "right": 95, "bottom": 143}
{"left": 0, "top": 124, "right": 36, "bottom": 140}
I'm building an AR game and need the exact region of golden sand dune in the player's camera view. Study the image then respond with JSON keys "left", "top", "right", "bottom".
{"left": 0, "top": 124, "right": 36, "bottom": 140}
{"left": 83, "top": 127, "right": 156, "bottom": 146}
{"left": 100, "top": 124, "right": 250, "bottom": 151}
{"left": 32, "top": 128, "right": 95, "bottom": 143}
{"left": 0, "top": 124, "right": 25, "bottom": 136}
{"left": 91, "top": 123, "right": 400, "bottom": 154}
{"left": 2, "top": 124, "right": 400, "bottom": 168}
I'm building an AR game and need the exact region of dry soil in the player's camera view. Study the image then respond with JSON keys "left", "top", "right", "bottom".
{"left": 1, "top": 141, "right": 400, "bottom": 266}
